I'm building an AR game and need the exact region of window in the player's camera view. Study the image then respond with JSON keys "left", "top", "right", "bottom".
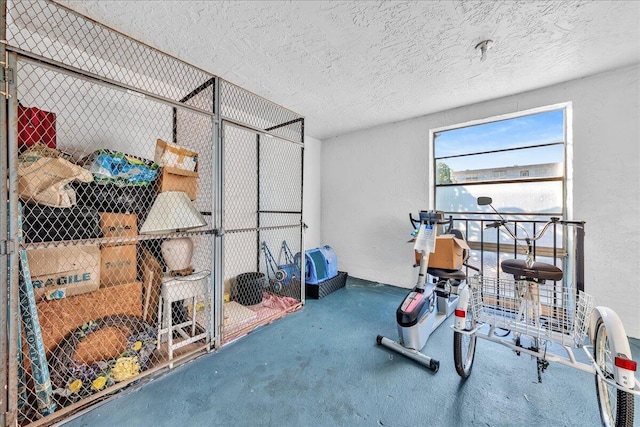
{"left": 432, "top": 105, "right": 568, "bottom": 219}
{"left": 430, "top": 104, "right": 572, "bottom": 277}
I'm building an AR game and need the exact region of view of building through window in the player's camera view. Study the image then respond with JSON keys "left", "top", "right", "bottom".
{"left": 433, "top": 106, "right": 566, "bottom": 220}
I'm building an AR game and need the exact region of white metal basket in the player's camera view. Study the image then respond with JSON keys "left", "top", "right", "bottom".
{"left": 468, "top": 275, "right": 594, "bottom": 347}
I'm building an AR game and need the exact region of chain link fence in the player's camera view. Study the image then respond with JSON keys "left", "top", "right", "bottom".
{"left": 4, "top": 1, "right": 304, "bottom": 425}
{"left": 7, "top": 0, "right": 213, "bottom": 111}
{"left": 12, "top": 53, "right": 216, "bottom": 423}
{"left": 220, "top": 80, "right": 303, "bottom": 144}
{"left": 221, "top": 123, "right": 303, "bottom": 344}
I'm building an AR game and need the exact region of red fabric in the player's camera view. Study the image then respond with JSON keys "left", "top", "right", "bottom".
{"left": 18, "top": 105, "right": 56, "bottom": 150}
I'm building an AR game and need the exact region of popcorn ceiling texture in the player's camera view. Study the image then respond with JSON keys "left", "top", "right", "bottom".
{"left": 56, "top": 0, "right": 639, "bottom": 139}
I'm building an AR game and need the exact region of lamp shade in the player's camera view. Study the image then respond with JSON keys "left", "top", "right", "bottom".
{"left": 140, "top": 191, "right": 207, "bottom": 234}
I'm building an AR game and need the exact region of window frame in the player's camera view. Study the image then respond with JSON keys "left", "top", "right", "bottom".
{"left": 428, "top": 102, "right": 573, "bottom": 220}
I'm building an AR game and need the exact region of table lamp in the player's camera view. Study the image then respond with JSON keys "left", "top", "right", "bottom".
{"left": 140, "top": 191, "right": 207, "bottom": 275}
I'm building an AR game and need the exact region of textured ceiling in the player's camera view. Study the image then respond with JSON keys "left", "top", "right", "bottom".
{"left": 57, "top": 0, "right": 640, "bottom": 140}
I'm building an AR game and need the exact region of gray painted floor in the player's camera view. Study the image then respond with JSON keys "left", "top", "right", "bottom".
{"left": 62, "top": 277, "right": 640, "bottom": 427}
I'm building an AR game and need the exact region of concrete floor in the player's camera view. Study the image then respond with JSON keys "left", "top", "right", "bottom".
{"left": 61, "top": 277, "right": 640, "bottom": 427}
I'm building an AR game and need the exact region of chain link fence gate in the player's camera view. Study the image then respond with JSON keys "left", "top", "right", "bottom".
{"left": 2, "top": 1, "right": 304, "bottom": 425}
{"left": 217, "top": 81, "right": 304, "bottom": 345}
{"left": 220, "top": 120, "right": 304, "bottom": 344}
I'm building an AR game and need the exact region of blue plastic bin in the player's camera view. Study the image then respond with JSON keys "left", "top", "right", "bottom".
{"left": 295, "top": 245, "right": 338, "bottom": 285}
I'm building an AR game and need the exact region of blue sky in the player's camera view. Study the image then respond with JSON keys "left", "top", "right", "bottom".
{"left": 434, "top": 109, "right": 565, "bottom": 171}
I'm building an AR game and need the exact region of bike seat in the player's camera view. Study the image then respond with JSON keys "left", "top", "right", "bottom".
{"left": 501, "top": 259, "right": 563, "bottom": 281}
{"left": 427, "top": 267, "right": 466, "bottom": 281}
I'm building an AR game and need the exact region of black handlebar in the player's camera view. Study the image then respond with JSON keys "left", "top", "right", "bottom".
{"left": 552, "top": 217, "right": 585, "bottom": 227}
{"left": 485, "top": 220, "right": 505, "bottom": 229}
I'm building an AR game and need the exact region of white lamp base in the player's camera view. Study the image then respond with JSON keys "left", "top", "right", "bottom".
{"left": 161, "top": 237, "right": 194, "bottom": 273}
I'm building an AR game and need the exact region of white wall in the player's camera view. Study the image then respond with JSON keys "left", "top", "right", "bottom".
{"left": 321, "top": 64, "right": 640, "bottom": 338}
{"left": 303, "top": 136, "right": 322, "bottom": 249}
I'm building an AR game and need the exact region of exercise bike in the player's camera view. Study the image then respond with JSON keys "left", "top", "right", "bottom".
{"left": 376, "top": 210, "right": 472, "bottom": 372}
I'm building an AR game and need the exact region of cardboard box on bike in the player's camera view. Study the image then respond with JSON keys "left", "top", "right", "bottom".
{"left": 415, "top": 235, "right": 469, "bottom": 270}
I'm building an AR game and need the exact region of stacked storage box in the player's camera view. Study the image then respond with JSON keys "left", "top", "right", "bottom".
{"left": 306, "top": 271, "right": 348, "bottom": 299}
{"left": 99, "top": 212, "right": 138, "bottom": 287}
{"left": 154, "top": 139, "right": 199, "bottom": 200}
{"left": 300, "top": 246, "right": 348, "bottom": 299}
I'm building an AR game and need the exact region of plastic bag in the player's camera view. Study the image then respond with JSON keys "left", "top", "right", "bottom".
{"left": 413, "top": 224, "right": 436, "bottom": 254}
{"left": 87, "top": 149, "right": 158, "bottom": 186}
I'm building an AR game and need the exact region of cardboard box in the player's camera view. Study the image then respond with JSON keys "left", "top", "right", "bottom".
{"left": 101, "top": 244, "right": 137, "bottom": 286}
{"left": 154, "top": 139, "right": 198, "bottom": 172}
{"left": 154, "top": 139, "right": 199, "bottom": 200}
{"left": 157, "top": 167, "right": 198, "bottom": 201}
{"left": 99, "top": 212, "right": 138, "bottom": 238}
{"left": 27, "top": 244, "right": 100, "bottom": 301}
{"left": 423, "top": 235, "right": 470, "bottom": 270}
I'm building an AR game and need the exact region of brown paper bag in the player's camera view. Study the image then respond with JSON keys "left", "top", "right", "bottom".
{"left": 18, "top": 147, "right": 93, "bottom": 207}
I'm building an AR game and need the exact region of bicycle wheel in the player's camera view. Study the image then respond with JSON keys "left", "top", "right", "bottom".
{"left": 593, "top": 318, "right": 635, "bottom": 427}
{"left": 453, "top": 310, "right": 477, "bottom": 378}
